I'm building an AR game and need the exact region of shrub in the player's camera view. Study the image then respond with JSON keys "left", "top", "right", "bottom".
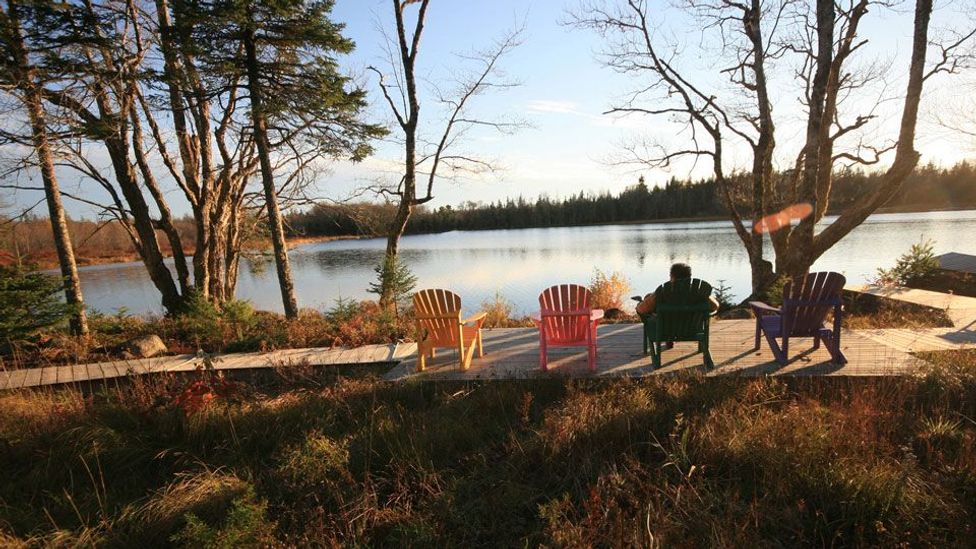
{"left": 326, "top": 299, "right": 399, "bottom": 347}
{"left": 480, "top": 291, "right": 514, "bottom": 328}
{"left": 876, "top": 238, "right": 940, "bottom": 286}
{"left": 589, "top": 269, "right": 631, "bottom": 311}
{"left": 0, "top": 264, "right": 75, "bottom": 345}
{"left": 171, "top": 486, "right": 275, "bottom": 548}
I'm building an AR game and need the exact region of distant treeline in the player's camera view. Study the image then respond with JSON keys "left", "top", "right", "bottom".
{"left": 288, "top": 161, "right": 976, "bottom": 237}
{"left": 0, "top": 217, "right": 197, "bottom": 268}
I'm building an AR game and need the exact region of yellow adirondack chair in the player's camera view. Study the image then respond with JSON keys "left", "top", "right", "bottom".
{"left": 413, "top": 289, "right": 486, "bottom": 372}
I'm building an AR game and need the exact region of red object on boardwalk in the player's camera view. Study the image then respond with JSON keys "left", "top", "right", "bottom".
{"left": 531, "top": 284, "right": 604, "bottom": 372}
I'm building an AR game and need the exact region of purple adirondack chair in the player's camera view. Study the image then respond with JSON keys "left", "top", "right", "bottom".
{"left": 749, "top": 271, "right": 847, "bottom": 365}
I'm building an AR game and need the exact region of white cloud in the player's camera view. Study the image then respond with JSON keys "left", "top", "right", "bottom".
{"left": 525, "top": 99, "right": 581, "bottom": 114}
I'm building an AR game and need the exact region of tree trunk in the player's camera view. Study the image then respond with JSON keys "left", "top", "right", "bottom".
{"left": 244, "top": 28, "right": 299, "bottom": 318}
{"left": 7, "top": 1, "right": 88, "bottom": 336}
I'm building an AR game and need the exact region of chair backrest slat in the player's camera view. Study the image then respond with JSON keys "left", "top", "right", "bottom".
{"left": 655, "top": 278, "right": 712, "bottom": 341}
{"left": 413, "top": 289, "right": 462, "bottom": 344}
{"left": 539, "top": 284, "right": 591, "bottom": 343}
{"left": 782, "top": 272, "right": 845, "bottom": 337}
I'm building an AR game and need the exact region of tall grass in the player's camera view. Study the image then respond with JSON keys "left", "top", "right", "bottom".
{"left": 3, "top": 355, "right": 976, "bottom": 545}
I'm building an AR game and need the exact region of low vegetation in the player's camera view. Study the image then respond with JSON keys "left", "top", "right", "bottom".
{"left": 0, "top": 296, "right": 404, "bottom": 370}
{"left": 843, "top": 291, "right": 953, "bottom": 330}
{"left": 2, "top": 353, "right": 976, "bottom": 546}
{"left": 588, "top": 268, "right": 631, "bottom": 313}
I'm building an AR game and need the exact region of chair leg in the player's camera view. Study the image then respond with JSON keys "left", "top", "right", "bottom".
{"left": 824, "top": 331, "right": 848, "bottom": 364}
{"left": 539, "top": 332, "right": 548, "bottom": 371}
{"left": 764, "top": 333, "right": 787, "bottom": 365}
{"left": 476, "top": 330, "right": 484, "bottom": 357}
{"left": 651, "top": 341, "right": 662, "bottom": 369}
{"left": 702, "top": 348, "right": 714, "bottom": 369}
{"left": 417, "top": 344, "right": 427, "bottom": 372}
{"left": 754, "top": 318, "right": 761, "bottom": 351}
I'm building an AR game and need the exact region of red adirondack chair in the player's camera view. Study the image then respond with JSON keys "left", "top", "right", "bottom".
{"left": 749, "top": 271, "right": 847, "bottom": 365}
{"left": 530, "top": 284, "right": 604, "bottom": 372}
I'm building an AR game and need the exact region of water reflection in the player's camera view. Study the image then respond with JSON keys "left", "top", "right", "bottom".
{"left": 75, "top": 210, "right": 976, "bottom": 317}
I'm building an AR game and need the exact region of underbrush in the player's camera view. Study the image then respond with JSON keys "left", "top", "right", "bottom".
{"left": 2, "top": 353, "right": 976, "bottom": 546}
{"left": 843, "top": 291, "right": 953, "bottom": 329}
{"left": 1, "top": 298, "right": 405, "bottom": 370}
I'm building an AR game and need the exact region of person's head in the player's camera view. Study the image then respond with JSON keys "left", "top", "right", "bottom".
{"left": 670, "top": 262, "right": 692, "bottom": 282}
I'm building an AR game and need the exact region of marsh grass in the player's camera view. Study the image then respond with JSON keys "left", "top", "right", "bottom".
{"left": 3, "top": 354, "right": 976, "bottom": 546}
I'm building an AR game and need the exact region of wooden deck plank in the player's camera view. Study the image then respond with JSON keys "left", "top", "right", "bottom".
{"left": 4, "top": 370, "right": 31, "bottom": 390}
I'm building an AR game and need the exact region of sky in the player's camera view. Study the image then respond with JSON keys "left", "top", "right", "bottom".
{"left": 4, "top": 0, "right": 975, "bottom": 219}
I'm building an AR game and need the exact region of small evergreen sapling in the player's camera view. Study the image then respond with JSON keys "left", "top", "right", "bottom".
{"left": 0, "top": 264, "right": 76, "bottom": 345}
{"left": 367, "top": 255, "right": 417, "bottom": 316}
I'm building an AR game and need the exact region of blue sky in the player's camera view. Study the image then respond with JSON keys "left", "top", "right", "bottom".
{"left": 4, "top": 0, "right": 973, "bottom": 219}
{"left": 322, "top": 0, "right": 974, "bottom": 210}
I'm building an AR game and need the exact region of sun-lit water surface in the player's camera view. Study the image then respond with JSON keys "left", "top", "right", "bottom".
{"left": 75, "top": 210, "right": 976, "bottom": 317}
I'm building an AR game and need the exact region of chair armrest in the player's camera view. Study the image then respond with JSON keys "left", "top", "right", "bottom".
{"left": 590, "top": 309, "right": 604, "bottom": 321}
{"left": 749, "top": 301, "right": 780, "bottom": 316}
{"left": 461, "top": 312, "right": 487, "bottom": 327}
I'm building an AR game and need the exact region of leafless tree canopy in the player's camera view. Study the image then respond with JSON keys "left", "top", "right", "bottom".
{"left": 574, "top": 0, "right": 975, "bottom": 294}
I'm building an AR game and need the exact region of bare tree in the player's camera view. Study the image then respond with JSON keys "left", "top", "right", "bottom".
{"left": 575, "top": 0, "right": 973, "bottom": 296}
{"left": 0, "top": 0, "right": 88, "bottom": 335}
{"left": 368, "top": 0, "right": 522, "bottom": 309}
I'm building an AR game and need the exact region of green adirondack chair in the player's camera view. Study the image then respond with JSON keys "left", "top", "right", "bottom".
{"left": 632, "top": 278, "right": 715, "bottom": 369}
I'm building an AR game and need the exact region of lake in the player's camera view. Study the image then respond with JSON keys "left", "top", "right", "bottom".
{"left": 75, "top": 210, "right": 976, "bottom": 317}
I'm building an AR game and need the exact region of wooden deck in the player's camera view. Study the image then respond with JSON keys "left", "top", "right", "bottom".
{"left": 937, "top": 252, "right": 976, "bottom": 274}
{"left": 846, "top": 284, "right": 976, "bottom": 329}
{"left": 384, "top": 320, "right": 925, "bottom": 381}
{"left": 5, "top": 316, "right": 976, "bottom": 390}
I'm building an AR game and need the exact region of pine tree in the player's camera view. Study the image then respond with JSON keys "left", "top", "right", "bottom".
{"left": 182, "top": 0, "right": 384, "bottom": 318}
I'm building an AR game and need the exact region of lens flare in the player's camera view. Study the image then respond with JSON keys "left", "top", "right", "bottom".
{"left": 753, "top": 203, "right": 814, "bottom": 234}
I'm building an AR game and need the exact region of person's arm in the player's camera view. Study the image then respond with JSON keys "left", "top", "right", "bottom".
{"left": 708, "top": 295, "right": 720, "bottom": 313}
{"left": 636, "top": 292, "right": 656, "bottom": 315}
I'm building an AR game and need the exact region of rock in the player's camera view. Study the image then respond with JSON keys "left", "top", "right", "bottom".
{"left": 124, "top": 335, "right": 168, "bottom": 358}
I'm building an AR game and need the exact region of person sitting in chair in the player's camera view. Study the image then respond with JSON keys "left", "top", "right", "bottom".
{"left": 635, "top": 262, "right": 719, "bottom": 316}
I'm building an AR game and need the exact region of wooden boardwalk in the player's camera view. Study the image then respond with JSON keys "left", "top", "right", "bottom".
{"left": 384, "top": 320, "right": 925, "bottom": 381}
{"left": 0, "top": 344, "right": 412, "bottom": 391}
{"left": 4, "top": 314, "right": 976, "bottom": 390}
{"left": 846, "top": 284, "right": 976, "bottom": 329}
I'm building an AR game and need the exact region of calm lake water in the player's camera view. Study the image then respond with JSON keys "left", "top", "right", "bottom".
{"left": 75, "top": 210, "right": 976, "bottom": 317}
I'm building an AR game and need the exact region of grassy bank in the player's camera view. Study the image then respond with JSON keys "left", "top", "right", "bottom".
{"left": 2, "top": 352, "right": 976, "bottom": 546}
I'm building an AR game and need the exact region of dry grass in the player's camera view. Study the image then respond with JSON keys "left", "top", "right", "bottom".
{"left": 2, "top": 354, "right": 976, "bottom": 545}
{"left": 843, "top": 291, "right": 953, "bottom": 329}
{"left": 589, "top": 269, "right": 632, "bottom": 312}
{"left": 2, "top": 299, "right": 404, "bottom": 370}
